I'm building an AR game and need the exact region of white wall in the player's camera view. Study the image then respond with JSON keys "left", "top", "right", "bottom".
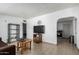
{"left": 57, "top": 22, "right": 63, "bottom": 30}
{"left": 27, "top": 15, "right": 57, "bottom": 44}
{"left": 27, "top": 7, "right": 79, "bottom": 48}
{"left": 0, "top": 15, "right": 25, "bottom": 42}
{"left": 63, "top": 22, "right": 72, "bottom": 38}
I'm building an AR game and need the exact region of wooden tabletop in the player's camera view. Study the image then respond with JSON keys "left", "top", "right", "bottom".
{"left": 18, "top": 39, "right": 32, "bottom": 42}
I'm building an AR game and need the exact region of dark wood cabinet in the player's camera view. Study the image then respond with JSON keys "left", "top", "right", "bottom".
{"left": 33, "top": 34, "right": 42, "bottom": 43}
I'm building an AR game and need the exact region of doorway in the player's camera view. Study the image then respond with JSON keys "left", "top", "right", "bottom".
{"left": 23, "top": 23, "right": 27, "bottom": 39}
{"left": 57, "top": 17, "right": 77, "bottom": 46}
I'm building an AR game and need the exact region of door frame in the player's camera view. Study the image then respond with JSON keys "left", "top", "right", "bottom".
{"left": 57, "top": 16, "right": 77, "bottom": 45}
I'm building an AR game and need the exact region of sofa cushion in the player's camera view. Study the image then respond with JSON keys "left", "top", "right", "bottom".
{"left": 0, "top": 45, "right": 16, "bottom": 55}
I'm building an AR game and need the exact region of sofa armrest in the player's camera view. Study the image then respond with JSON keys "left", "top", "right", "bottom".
{"left": 0, "top": 37, "right": 2, "bottom": 41}
{"left": 0, "top": 45, "right": 16, "bottom": 55}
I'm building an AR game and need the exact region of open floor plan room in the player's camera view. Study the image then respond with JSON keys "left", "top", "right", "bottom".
{"left": 0, "top": 3, "right": 79, "bottom": 55}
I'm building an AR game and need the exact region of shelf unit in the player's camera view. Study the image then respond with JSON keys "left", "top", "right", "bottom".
{"left": 8, "top": 24, "right": 20, "bottom": 43}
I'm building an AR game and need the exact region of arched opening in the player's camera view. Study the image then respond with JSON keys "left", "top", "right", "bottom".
{"left": 57, "top": 16, "right": 77, "bottom": 47}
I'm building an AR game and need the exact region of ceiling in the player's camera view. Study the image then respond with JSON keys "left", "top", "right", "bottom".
{"left": 0, "top": 3, "right": 79, "bottom": 19}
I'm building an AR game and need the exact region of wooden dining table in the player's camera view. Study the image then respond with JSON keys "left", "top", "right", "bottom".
{"left": 17, "top": 39, "right": 32, "bottom": 54}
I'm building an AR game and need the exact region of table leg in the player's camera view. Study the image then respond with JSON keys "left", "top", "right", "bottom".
{"left": 30, "top": 41, "right": 31, "bottom": 49}
{"left": 17, "top": 42, "right": 19, "bottom": 51}
{"left": 21, "top": 42, "right": 24, "bottom": 54}
{"left": 21, "top": 48, "right": 23, "bottom": 54}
